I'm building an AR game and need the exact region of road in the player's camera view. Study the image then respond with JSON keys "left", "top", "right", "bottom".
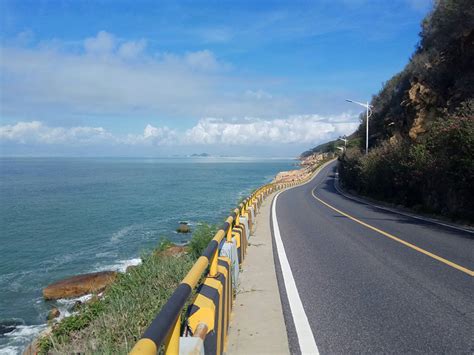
{"left": 272, "top": 160, "right": 473, "bottom": 354}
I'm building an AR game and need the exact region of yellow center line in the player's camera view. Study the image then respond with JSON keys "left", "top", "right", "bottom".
{"left": 311, "top": 189, "right": 474, "bottom": 277}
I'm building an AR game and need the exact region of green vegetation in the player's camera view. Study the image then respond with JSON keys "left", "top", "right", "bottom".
{"left": 338, "top": 0, "right": 474, "bottom": 222}
{"left": 301, "top": 139, "right": 339, "bottom": 157}
{"left": 188, "top": 223, "right": 219, "bottom": 259}
{"left": 37, "top": 224, "right": 217, "bottom": 354}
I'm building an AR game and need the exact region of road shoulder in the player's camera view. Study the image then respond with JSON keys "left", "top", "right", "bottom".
{"left": 334, "top": 175, "right": 474, "bottom": 234}
{"left": 226, "top": 191, "right": 290, "bottom": 355}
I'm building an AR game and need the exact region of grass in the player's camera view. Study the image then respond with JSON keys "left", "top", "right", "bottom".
{"left": 37, "top": 224, "right": 217, "bottom": 354}
{"left": 188, "top": 223, "right": 218, "bottom": 259}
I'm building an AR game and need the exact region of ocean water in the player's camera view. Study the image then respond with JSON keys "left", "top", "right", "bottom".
{"left": 0, "top": 157, "right": 295, "bottom": 354}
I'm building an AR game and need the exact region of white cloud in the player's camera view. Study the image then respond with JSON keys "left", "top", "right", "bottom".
{"left": 1, "top": 30, "right": 320, "bottom": 122}
{"left": 84, "top": 31, "right": 116, "bottom": 54}
{"left": 184, "top": 114, "right": 358, "bottom": 145}
{"left": 184, "top": 50, "right": 221, "bottom": 71}
{"left": 126, "top": 124, "right": 178, "bottom": 145}
{"left": 1, "top": 31, "right": 246, "bottom": 119}
{"left": 0, "top": 121, "right": 114, "bottom": 145}
{"left": 118, "top": 39, "right": 147, "bottom": 59}
{"left": 1, "top": 113, "right": 358, "bottom": 148}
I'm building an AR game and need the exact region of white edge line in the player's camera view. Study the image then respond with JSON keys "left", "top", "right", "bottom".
{"left": 272, "top": 191, "right": 320, "bottom": 355}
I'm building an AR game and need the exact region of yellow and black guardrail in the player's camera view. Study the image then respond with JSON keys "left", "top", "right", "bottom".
{"left": 130, "top": 167, "right": 318, "bottom": 355}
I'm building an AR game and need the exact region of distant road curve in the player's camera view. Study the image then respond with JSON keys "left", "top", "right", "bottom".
{"left": 272, "top": 160, "right": 473, "bottom": 354}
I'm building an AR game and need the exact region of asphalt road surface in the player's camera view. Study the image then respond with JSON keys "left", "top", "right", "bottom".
{"left": 272, "top": 160, "right": 473, "bottom": 354}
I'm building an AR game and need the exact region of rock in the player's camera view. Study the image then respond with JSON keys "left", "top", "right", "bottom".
{"left": 23, "top": 326, "right": 52, "bottom": 355}
{"left": 22, "top": 339, "right": 38, "bottom": 355}
{"left": 43, "top": 271, "right": 117, "bottom": 300}
{"left": 177, "top": 222, "right": 191, "bottom": 233}
{"left": 406, "top": 81, "right": 438, "bottom": 140}
{"left": 47, "top": 307, "right": 60, "bottom": 321}
{"left": 155, "top": 244, "right": 188, "bottom": 257}
{"left": 0, "top": 319, "right": 24, "bottom": 335}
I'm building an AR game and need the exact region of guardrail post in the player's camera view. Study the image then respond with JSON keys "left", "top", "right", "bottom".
{"left": 226, "top": 224, "right": 232, "bottom": 242}
{"left": 164, "top": 315, "right": 180, "bottom": 355}
{"left": 209, "top": 249, "right": 218, "bottom": 277}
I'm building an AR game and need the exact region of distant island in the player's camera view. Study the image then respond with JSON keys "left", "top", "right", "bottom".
{"left": 190, "top": 153, "right": 211, "bottom": 157}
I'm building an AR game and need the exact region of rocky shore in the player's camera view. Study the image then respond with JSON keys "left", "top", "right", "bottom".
{"left": 273, "top": 152, "right": 335, "bottom": 183}
{"left": 43, "top": 271, "right": 117, "bottom": 300}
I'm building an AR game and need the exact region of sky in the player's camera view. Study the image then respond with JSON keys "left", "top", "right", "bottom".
{"left": 0, "top": 0, "right": 433, "bottom": 157}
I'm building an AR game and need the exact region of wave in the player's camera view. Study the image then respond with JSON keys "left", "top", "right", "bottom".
{"left": 0, "top": 256, "right": 143, "bottom": 354}
{"left": 55, "top": 293, "right": 94, "bottom": 320}
{"left": 93, "top": 257, "right": 142, "bottom": 273}
{"left": 110, "top": 225, "right": 135, "bottom": 243}
{"left": 1, "top": 324, "right": 46, "bottom": 355}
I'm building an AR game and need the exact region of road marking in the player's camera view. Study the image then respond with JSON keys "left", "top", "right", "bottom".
{"left": 311, "top": 189, "right": 474, "bottom": 277}
{"left": 272, "top": 192, "right": 320, "bottom": 355}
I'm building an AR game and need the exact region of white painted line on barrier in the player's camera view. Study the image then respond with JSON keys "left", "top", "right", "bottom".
{"left": 272, "top": 192, "right": 320, "bottom": 355}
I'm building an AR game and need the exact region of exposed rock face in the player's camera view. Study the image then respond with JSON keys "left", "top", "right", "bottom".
{"left": 300, "top": 152, "right": 333, "bottom": 166}
{"left": 43, "top": 271, "right": 117, "bottom": 300}
{"left": 273, "top": 169, "right": 310, "bottom": 183}
{"left": 274, "top": 152, "right": 333, "bottom": 184}
{"left": 389, "top": 131, "right": 403, "bottom": 145}
{"left": 406, "top": 81, "right": 438, "bottom": 140}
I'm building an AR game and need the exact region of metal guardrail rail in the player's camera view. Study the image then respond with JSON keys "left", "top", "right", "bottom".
{"left": 130, "top": 168, "right": 319, "bottom": 355}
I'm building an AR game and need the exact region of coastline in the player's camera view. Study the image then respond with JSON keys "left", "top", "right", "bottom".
{"left": 1, "top": 158, "right": 297, "bottom": 354}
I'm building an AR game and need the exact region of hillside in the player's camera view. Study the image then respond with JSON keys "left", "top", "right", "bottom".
{"left": 336, "top": 0, "right": 474, "bottom": 221}
{"left": 300, "top": 140, "right": 338, "bottom": 158}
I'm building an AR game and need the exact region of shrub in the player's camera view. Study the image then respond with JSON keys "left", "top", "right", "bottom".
{"left": 339, "top": 114, "right": 474, "bottom": 221}
{"left": 37, "top": 251, "right": 194, "bottom": 354}
{"left": 188, "top": 223, "right": 219, "bottom": 259}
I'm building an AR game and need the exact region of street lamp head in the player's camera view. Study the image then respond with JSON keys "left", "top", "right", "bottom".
{"left": 345, "top": 98, "right": 372, "bottom": 155}
{"left": 345, "top": 98, "right": 370, "bottom": 108}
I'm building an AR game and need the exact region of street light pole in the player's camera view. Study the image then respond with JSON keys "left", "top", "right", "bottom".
{"left": 345, "top": 99, "right": 373, "bottom": 155}
{"left": 366, "top": 101, "right": 369, "bottom": 155}
{"left": 337, "top": 137, "right": 348, "bottom": 151}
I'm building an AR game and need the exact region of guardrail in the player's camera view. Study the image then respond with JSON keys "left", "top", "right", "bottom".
{"left": 130, "top": 170, "right": 317, "bottom": 355}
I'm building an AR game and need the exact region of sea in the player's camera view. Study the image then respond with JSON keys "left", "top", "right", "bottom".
{"left": 0, "top": 156, "right": 295, "bottom": 354}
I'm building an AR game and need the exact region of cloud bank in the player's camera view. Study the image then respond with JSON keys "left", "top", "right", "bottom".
{"left": 1, "top": 114, "right": 358, "bottom": 149}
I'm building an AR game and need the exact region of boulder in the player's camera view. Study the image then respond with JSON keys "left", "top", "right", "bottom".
{"left": 177, "top": 222, "right": 191, "bottom": 233}
{"left": 43, "top": 271, "right": 117, "bottom": 300}
{"left": 0, "top": 319, "right": 24, "bottom": 335}
{"left": 155, "top": 244, "right": 189, "bottom": 257}
{"left": 47, "top": 307, "right": 60, "bottom": 321}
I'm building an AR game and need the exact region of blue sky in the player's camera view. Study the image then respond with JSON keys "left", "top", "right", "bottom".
{"left": 0, "top": 0, "right": 432, "bottom": 157}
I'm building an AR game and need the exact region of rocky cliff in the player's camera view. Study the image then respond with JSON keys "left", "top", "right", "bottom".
{"left": 338, "top": 0, "right": 474, "bottom": 221}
